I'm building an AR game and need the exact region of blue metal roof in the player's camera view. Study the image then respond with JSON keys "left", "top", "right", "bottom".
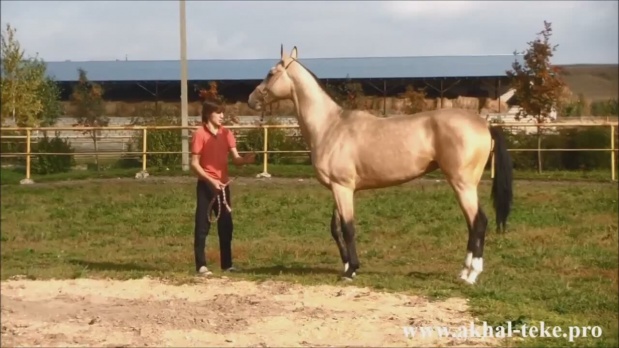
{"left": 41, "top": 55, "right": 525, "bottom": 82}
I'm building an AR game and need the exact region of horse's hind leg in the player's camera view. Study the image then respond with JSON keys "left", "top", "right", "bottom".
{"left": 330, "top": 206, "right": 350, "bottom": 275}
{"left": 450, "top": 181, "right": 488, "bottom": 285}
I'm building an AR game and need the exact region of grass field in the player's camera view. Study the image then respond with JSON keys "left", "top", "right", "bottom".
{"left": 1, "top": 162, "right": 617, "bottom": 186}
{"left": 1, "top": 175, "right": 617, "bottom": 347}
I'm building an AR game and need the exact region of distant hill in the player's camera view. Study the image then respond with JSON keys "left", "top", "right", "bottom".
{"left": 557, "top": 64, "right": 618, "bottom": 101}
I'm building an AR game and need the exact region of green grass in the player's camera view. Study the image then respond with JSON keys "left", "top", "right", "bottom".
{"left": 1, "top": 176, "right": 617, "bottom": 347}
{"left": 1, "top": 163, "right": 616, "bottom": 186}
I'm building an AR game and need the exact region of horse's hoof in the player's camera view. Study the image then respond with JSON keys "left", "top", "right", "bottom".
{"left": 459, "top": 275, "right": 477, "bottom": 285}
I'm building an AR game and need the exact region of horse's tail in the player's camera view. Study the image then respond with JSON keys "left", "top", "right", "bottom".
{"left": 489, "top": 125, "right": 514, "bottom": 233}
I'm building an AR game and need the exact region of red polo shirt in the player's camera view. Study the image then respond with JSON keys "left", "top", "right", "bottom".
{"left": 190, "top": 125, "right": 237, "bottom": 183}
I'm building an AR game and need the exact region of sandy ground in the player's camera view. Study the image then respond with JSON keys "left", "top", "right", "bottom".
{"left": 0, "top": 276, "right": 502, "bottom": 348}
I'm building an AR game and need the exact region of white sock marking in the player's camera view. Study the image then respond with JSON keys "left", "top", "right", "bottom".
{"left": 465, "top": 257, "right": 483, "bottom": 284}
{"left": 464, "top": 252, "right": 473, "bottom": 268}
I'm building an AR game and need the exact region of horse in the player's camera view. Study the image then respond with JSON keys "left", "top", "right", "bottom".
{"left": 247, "top": 45, "right": 513, "bottom": 285}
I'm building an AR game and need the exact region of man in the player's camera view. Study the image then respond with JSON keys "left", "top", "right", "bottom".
{"left": 190, "top": 97, "right": 256, "bottom": 276}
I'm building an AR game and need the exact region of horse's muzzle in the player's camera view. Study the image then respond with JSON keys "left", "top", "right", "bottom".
{"left": 247, "top": 92, "right": 263, "bottom": 111}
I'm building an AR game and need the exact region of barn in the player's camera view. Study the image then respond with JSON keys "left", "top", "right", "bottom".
{"left": 45, "top": 54, "right": 525, "bottom": 116}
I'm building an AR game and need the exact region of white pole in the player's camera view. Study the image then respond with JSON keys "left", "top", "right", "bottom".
{"left": 179, "top": 0, "right": 189, "bottom": 171}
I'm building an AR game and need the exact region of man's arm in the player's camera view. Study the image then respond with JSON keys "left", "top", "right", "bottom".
{"left": 226, "top": 129, "right": 255, "bottom": 166}
{"left": 190, "top": 154, "right": 208, "bottom": 180}
{"left": 230, "top": 148, "right": 255, "bottom": 166}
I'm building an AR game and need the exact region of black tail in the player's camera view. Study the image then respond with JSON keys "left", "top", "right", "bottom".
{"left": 489, "top": 126, "right": 514, "bottom": 233}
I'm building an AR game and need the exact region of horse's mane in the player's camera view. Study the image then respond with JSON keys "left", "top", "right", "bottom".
{"left": 294, "top": 60, "right": 343, "bottom": 108}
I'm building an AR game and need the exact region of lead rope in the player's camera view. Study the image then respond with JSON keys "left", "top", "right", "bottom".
{"left": 207, "top": 177, "right": 237, "bottom": 223}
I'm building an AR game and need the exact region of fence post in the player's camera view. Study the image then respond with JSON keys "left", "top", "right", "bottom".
{"left": 135, "top": 127, "right": 150, "bottom": 179}
{"left": 20, "top": 128, "right": 35, "bottom": 185}
{"left": 256, "top": 125, "right": 272, "bottom": 178}
{"left": 611, "top": 125, "right": 616, "bottom": 182}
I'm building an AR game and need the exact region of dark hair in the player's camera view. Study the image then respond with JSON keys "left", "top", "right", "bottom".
{"left": 201, "top": 100, "right": 225, "bottom": 123}
{"left": 198, "top": 87, "right": 225, "bottom": 123}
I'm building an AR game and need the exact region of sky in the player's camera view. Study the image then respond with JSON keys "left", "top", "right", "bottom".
{"left": 1, "top": 0, "right": 617, "bottom": 65}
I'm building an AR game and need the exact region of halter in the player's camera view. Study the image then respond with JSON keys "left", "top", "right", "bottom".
{"left": 258, "top": 57, "right": 298, "bottom": 117}
{"left": 207, "top": 176, "right": 237, "bottom": 223}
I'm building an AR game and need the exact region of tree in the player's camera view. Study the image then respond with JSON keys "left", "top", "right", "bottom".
{"left": 0, "top": 23, "right": 62, "bottom": 127}
{"left": 70, "top": 68, "right": 108, "bottom": 171}
{"left": 506, "top": 20, "right": 567, "bottom": 173}
{"left": 400, "top": 85, "right": 428, "bottom": 114}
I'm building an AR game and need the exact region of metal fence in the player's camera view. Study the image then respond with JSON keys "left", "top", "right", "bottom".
{"left": 1, "top": 121, "right": 617, "bottom": 183}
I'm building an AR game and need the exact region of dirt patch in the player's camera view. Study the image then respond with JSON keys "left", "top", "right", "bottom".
{"left": 1, "top": 276, "right": 501, "bottom": 347}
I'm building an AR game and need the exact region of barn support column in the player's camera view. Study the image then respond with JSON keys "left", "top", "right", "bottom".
{"left": 423, "top": 78, "right": 461, "bottom": 109}
{"left": 496, "top": 78, "right": 502, "bottom": 112}
{"left": 366, "top": 79, "right": 387, "bottom": 115}
{"left": 135, "top": 81, "right": 174, "bottom": 111}
{"left": 366, "top": 79, "right": 404, "bottom": 116}
{"left": 383, "top": 80, "right": 387, "bottom": 115}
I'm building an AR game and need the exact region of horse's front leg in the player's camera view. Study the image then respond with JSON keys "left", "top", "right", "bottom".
{"left": 330, "top": 206, "right": 351, "bottom": 277}
{"left": 331, "top": 184, "right": 359, "bottom": 281}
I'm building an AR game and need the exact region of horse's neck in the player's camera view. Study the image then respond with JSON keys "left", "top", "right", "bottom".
{"left": 289, "top": 69, "right": 340, "bottom": 148}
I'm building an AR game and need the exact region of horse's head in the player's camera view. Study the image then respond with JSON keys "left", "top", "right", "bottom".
{"left": 247, "top": 45, "right": 298, "bottom": 111}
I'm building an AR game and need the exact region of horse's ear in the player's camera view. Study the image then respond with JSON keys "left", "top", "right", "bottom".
{"left": 290, "top": 46, "right": 298, "bottom": 59}
{"left": 280, "top": 43, "right": 283, "bottom": 59}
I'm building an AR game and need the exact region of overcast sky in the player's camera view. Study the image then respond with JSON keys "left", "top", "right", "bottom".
{"left": 1, "top": 1, "right": 617, "bottom": 64}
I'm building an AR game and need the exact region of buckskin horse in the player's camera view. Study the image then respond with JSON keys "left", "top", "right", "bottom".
{"left": 247, "top": 46, "right": 513, "bottom": 285}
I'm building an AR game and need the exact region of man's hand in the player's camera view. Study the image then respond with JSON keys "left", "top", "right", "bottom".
{"left": 243, "top": 152, "right": 257, "bottom": 164}
{"left": 209, "top": 178, "right": 226, "bottom": 191}
{"left": 230, "top": 148, "right": 257, "bottom": 166}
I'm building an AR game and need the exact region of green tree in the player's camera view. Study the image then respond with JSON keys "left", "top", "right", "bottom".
{"left": 70, "top": 68, "right": 108, "bottom": 171}
{"left": 506, "top": 20, "right": 567, "bottom": 173}
{"left": 0, "top": 23, "right": 62, "bottom": 127}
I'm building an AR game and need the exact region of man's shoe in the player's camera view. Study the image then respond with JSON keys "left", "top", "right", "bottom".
{"left": 196, "top": 266, "right": 213, "bottom": 276}
{"left": 223, "top": 266, "right": 239, "bottom": 273}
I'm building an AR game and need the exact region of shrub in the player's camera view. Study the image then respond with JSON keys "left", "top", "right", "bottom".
{"left": 0, "top": 130, "right": 26, "bottom": 167}
{"left": 129, "top": 104, "right": 182, "bottom": 169}
{"left": 236, "top": 118, "right": 309, "bottom": 164}
{"left": 399, "top": 85, "right": 428, "bottom": 114}
{"left": 590, "top": 99, "right": 618, "bottom": 117}
{"left": 502, "top": 126, "right": 617, "bottom": 172}
{"left": 560, "top": 93, "right": 589, "bottom": 117}
{"left": 31, "top": 132, "right": 75, "bottom": 174}
{"left": 559, "top": 127, "right": 614, "bottom": 170}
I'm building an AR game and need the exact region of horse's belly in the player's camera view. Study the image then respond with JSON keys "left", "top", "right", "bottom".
{"left": 355, "top": 153, "right": 434, "bottom": 188}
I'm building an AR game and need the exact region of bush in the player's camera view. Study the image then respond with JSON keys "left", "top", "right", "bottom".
{"left": 399, "top": 85, "right": 428, "bottom": 114}
{"left": 0, "top": 130, "right": 26, "bottom": 167}
{"left": 236, "top": 118, "right": 309, "bottom": 164}
{"left": 502, "top": 126, "right": 617, "bottom": 172}
{"left": 129, "top": 104, "right": 182, "bottom": 169}
{"left": 559, "top": 96, "right": 618, "bottom": 117}
{"left": 31, "top": 132, "right": 75, "bottom": 174}
{"left": 591, "top": 99, "right": 618, "bottom": 117}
